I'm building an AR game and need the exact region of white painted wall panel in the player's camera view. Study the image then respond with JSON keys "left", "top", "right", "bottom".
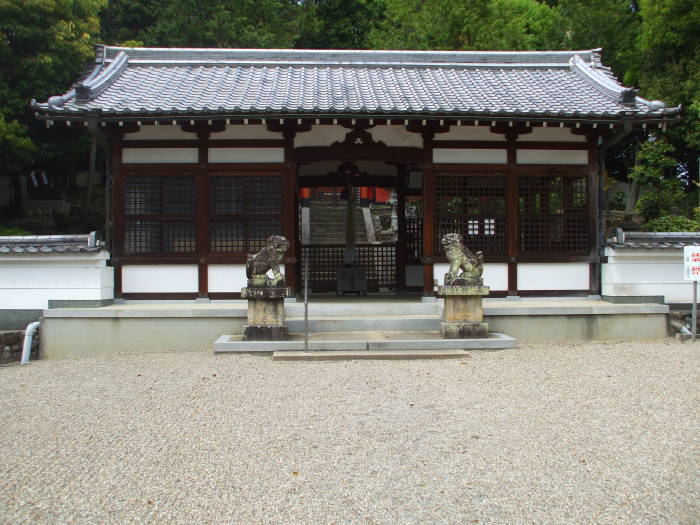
{"left": 208, "top": 264, "right": 287, "bottom": 292}
{"left": 518, "top": 127, "right": 586, "bottom": 142}
{"left": 208, "top": 264, "right": 247, "bottom": 292}
{"left": 368, "top": 125, "right": 423, "bottom": 147}
{"left": 121, "top": 265, "right": 198, "bottom": 293}
{"left": 433, "top": 149, "right": 507, "bottom": 164}
{"left": 434, "top": 263, "right": 508, "bottom": 291}
{"left": 439, "top": 126, "right": 506, "bottom": 141}
{"left": 122, "top": 148, "right": 198, "bottom": 164}
{"left": 518, "top": 263, "right": 589, "bottom": 290}
{"left": 215, "top": 125, "right": 283, "bottom": 139}
{"left": 208, "top": 148, "right": 284, "bottom": 163}
{"left": 516, "top": 149, "right": 588, "bottom": 165}
{"left": 125, "top": 125, "right": 196, "bottom": 140}
{"left": 295, "top": 125, "right": 348, "bottom": 147}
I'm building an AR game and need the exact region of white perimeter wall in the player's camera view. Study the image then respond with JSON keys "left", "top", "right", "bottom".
{"left": 603, "top": 247, "right": 692, "bottom": 303}
{"left": 0, "top": 253, "right": 113, "bottom": 309}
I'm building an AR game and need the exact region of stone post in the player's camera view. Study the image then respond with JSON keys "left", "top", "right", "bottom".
{"left": 438, "top": 285, "right": 490, "bottom": 338}
{"left": 241, "top": 286, "right": 291, "bottom": 340}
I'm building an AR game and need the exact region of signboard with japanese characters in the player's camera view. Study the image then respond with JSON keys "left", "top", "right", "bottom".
{"left": 683, "top": 246, "right": 700, "bottom": 281}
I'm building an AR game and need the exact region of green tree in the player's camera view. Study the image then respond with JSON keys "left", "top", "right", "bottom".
{"left": 294, "top": 0, "right": 385, "bottom": 49}
{"left": 367, "top": 0, "right": 560, "bottom": 51}
{"left": 0, "top": 0, "right": 105, "bottom": 212}
{"left": 142, "top": 0, "right": 303, "bottom": 48}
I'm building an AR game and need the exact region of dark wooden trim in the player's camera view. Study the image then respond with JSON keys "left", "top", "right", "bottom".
{"left": 198, "top": 263, "right": 208, "bottom": 298}
{"left": 121, "top": 293, "right": 200, "bottom": 300}
{"left": 506, "top": 129, "right": 518, "bottom": 261}
{"left": 432, "top": 140, "right": 507, "bottom": 149}
{"left": 207, "top": 292, "right": 243, "bottom": 299}
{"left": 428, "top": 163, "right": 508, "bottom": 171}
{"left": 115, "top": 255, "right": 249, "bottom": 264}
{"left": 204, "top": 163, "right": 287, "bottom": 171}
{"left": 283, "top": 128, "right": 297, "bottom": 292}
{"left": 122, "top": 139, "right": 285, "bottom": 148}
{"left": 114, "top": 263, "right": 122, "bottom": 298}
{"left": 515, "top": 290, "right": 591, "bottom": 297}
{"left": 429, "top": 254, "right": 601, "bottom": 263}
{"left": 514, "top": 142, "right": 589, "bottom": 150}
{"left": 295, "top": 146, "right": 423, "bottom": 163}
{"left": 508, "top": 262, "right": 517, "bottom": 296}
{"left": 396, "top": 166, "right": 407, "bottom": 291}
{"left": 298, "top": 174, "right": 399, "bottom": 188}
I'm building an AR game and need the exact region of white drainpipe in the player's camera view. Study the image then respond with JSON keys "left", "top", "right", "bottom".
{"left": 21, "top": 321, "right": 40, "bottom": 365}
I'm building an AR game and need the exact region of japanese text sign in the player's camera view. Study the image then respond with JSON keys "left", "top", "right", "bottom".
{"left": 684, "top": 246, "right": 700, "bottom": 281}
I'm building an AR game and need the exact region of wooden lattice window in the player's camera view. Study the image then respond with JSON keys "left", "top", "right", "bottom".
{"left": 435, "top": 173, "right": 507, "bottom": 255}
{"left": 209, "top": 175, "right": 283, "bottom": 253}
{"left": 124, "top": 173, "right": 196, "bottom": 254}
{"left": 518, "top": 174, "right": 589, "bottom": 254}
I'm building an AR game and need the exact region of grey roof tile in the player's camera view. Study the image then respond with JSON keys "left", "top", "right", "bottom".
{"left": 607, "top": 231, "right": 700, "bottom": 249}
{"left": 32, "top": 47, "right": 679, "bottom": 119}
{"left": 0, "top": 233, "right": 105, "bottom": 255}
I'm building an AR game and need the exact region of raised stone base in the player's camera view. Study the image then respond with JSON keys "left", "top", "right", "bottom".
{"left": 440, "top": 321, "right": 488, "bottom": 338}
{"left": 242, "top": 324, "right": 289, "bottom": 341}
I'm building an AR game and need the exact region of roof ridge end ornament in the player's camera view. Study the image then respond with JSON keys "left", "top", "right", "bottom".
{"left": 76, "top": 51, "right": 129, "bottom": 102}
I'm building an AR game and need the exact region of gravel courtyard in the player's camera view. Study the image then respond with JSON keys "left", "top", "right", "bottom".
{"left": 1, "top": 340, "right": 698, "bottom": 524}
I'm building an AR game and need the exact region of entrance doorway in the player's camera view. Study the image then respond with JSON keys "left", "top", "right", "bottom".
{"left": 297, "top": 161, "right": 422, "bottom": 295}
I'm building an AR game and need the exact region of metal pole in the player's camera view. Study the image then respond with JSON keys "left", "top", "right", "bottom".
{"left": 304, "top": 255, "right": 309, "bottom": 352}
{"left": 693, "top": 280, "right": 697, "bottom": 343}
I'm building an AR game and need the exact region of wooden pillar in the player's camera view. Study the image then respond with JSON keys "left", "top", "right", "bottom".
{"left": 282, "top": 129, "right": 297, "bottom": 292}
{"left": 506, "top": 129, "right": 519, "bottom": 295}
{"left": 196, "top": 128, "right": 210, "bottom": 298}
{"left": 396, "top": 166, "right": 407, "bottom": 291}
{"left": 110, "top": 130, "right": 124, "bottom": 297}
{"left": 588, "top": 134, "right": 601, "bottom": 295}
{"left": 422, "top": 131, "right": 435, "bottom": 296}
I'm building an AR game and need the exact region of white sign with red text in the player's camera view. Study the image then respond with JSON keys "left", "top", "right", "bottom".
{"left": 683, "top": 246, "right": 700, "bottom": 281}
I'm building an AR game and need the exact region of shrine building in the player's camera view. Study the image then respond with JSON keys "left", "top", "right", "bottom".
{"left": 32, "top": 46, "right": 679, "bottom": 299}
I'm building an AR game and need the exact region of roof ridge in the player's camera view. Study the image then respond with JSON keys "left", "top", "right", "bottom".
{"left": 100, "top": 45, "right": 600, "bottom": 66}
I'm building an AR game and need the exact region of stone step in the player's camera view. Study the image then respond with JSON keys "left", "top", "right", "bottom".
{"left": 273, "top": 349, "right": 469, "bottom": 361}
{"left": 284, "top": 302, "right": 441, "bottom": 317}
{"left": 286, "top": 315, "right": 441, "bottom": 333}
{"left": 213, "top": 331, "right": 517, "bottom": 353}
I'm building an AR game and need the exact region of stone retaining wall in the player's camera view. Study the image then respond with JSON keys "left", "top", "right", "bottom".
{"left": 1, "top": 328, "right": 40, "bottom": 364}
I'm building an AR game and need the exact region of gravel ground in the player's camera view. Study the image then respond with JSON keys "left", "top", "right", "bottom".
{"left": 1, "top": 340, "right": 698, "bottom": 524}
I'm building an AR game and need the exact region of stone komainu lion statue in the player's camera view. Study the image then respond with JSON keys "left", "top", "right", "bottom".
{"left": 441, "top": 233, "right": 484, "bottom": 286}
{"left": 246, "top": 235, "right": 290, "bottom": 287}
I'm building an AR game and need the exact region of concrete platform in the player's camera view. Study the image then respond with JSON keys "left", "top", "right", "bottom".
{"left": 39, "top": 297, "right": 670, "bottom": 359}
{"left": 214, "top": 331, "right": 517, "bottom": 353}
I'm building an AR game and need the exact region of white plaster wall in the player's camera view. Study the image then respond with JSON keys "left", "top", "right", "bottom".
{"left": 125, "top": 125, "right": 196, "bottom": 140}
{"left": 121, "top": 265, "right": 198, "bottom": 293}
{"left": 434, "top": 262, "right": 508, "bottom": 291}
{"left": 0, "top": 253, "right": 113, "bottom": 309}
{"left": 405, "top": 265, "right": 423, "bottom": 287}
{"left": 438, "top": 126, "right": 506, "bottom": 141}
{"left": 433, "top": 149, "right": 507, "bottom": 164}
{"left": 208, "top": 148, "right": 284, "bottom": 163}
{"left": 208, "top": 264, "right": 287, "bottom": 292}
{"left": 122, "top": 148, "right": 198, "bottom": 164}
{"left": 602, "top": 248, "right": 692, "bottom": 303}
{"left": 295, "top": 125, "right": 348, "bottom": 147}
{"left": 366, "top": 125, "right": 423, "bottom": 147}
{"left": 518, "top": 263, "right": 589, "bottom": 290}
{"left": 518, "top": 127, "right": 586, "bottom": 142}
{"left": 208, "top": 264, "right": 247, "bottom": 292}
{"left": 214, "top": 125, "right": 283, "bottom": 139}
{"left": 516, "top": 149, "right": 588, "bottom": 165}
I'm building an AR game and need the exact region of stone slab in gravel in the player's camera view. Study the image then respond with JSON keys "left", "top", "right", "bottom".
{"left": 0, "top": 339, "right": 698, "bottom": 524}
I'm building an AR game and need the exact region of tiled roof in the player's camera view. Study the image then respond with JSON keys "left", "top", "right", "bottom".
{"left": 0, "top": 233, "right": 105, "bottom": 255}
{"left": 32, "top": 47, "right": 679, "bottom": 120}
{"left": 607, "top": 230, "right": 700, "bottom": 249}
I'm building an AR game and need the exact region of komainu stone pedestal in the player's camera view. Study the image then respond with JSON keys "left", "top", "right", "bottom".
{"left": 438, "top": 285, "right": 490, "bottom": 338}
{"left": 241, "top": 287, "right": 291, "bottom": 341}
